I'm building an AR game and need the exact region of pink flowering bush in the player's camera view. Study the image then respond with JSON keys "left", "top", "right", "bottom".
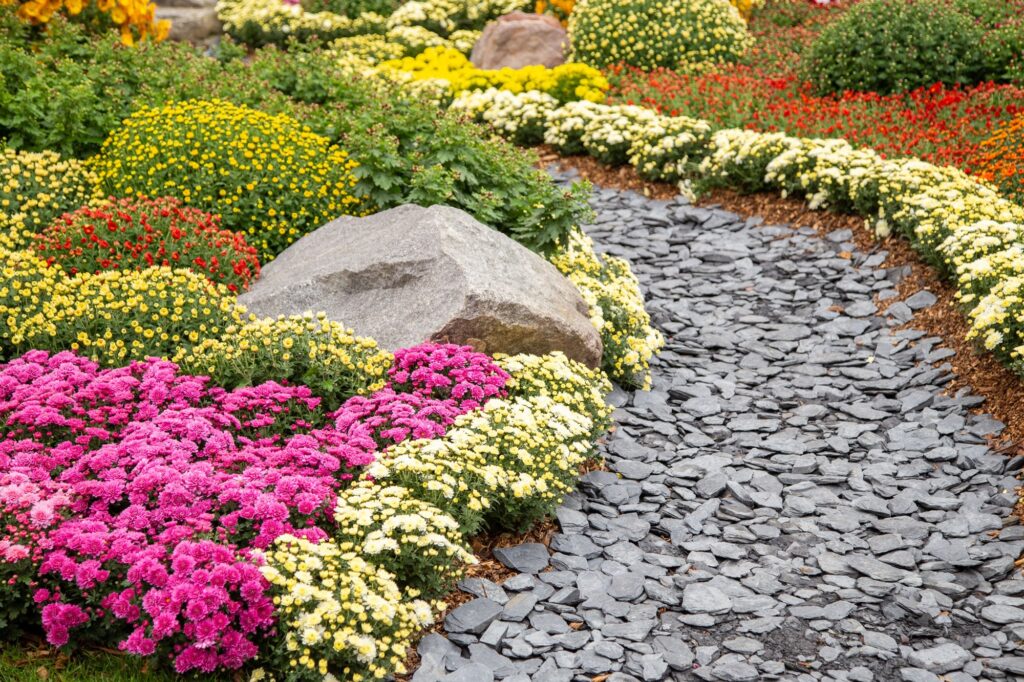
{"left": 388, "top": 343, "right": 510, "bottom": 409}
{"left": 0, "top": 345, "right": 511, "bottom": 673}
{"left": 332, "top": 390, "right": 465, "bottom": 449}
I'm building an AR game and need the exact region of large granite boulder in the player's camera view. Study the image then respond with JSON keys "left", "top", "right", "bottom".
{"left": 470, "top": 12, "right": 568, "bottom": 70}
{"left": 240, "top": 205, "right": 603, "bottom": 366}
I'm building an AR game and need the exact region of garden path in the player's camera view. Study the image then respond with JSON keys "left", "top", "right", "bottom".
{"left": 414, "top": 176, "right": 1024, "bottom": 682}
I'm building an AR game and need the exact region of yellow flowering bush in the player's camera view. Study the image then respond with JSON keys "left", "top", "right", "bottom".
{"left": 380, "top": 46, "right": 609, "bottom": 104}
{"left": 0, "top": 246, "right": 61, "bottom": 358}
{"left": 174, "top": 312, "right": 393, "bottom": 412}
{"left": 258, "top": 535, "right": 437, "bottom": 682}
{"left": 1, "top": 0, "right": 169, "bottom": 44}
{"left": 568, "top": 0, "right": 753, "bottom": 71}
{"left": 0, "top": 258, "right": 242, "bottom": 366}
{"left": 548, "top": 230, "right": 664, "bottom": 389}
{"left": 0, "top": 148, "right": 102, "bottom": 252}
{"left": 333, "top": 483, "right": 474, "bottom": 597}
{"left": 497, "top": 350, "right": 612, "bottom": 436}
{"left": 91, "top": 99, "right": 365, "bottom": 262}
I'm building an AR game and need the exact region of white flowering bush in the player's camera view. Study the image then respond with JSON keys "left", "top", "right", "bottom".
{"left": 217, "top": 0, "right": 387, "bottom": 46}
{"left": 580, "top": 105, "right": 659, "bottom": 166}
{"left": 451, "top": 88, "right": 560, "bottom": 145}
{"left": 544, "top": 100, "right": 605, "bottom": 155}
{"left": 220, "top": 0, "right": 521, "bottom": 49}
{"left": 628, "top": 115, "right": 713, "bottom": 183}
{"left": 365, "top": 351, "right": 612, "bottom": 533}
{"left": 257, "top": 535, "right": 438, "bottom": 682}
{"left": 334, "top": 483, "right": 474, "bottom": 597}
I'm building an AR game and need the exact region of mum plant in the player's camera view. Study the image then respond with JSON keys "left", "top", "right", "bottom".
{"left": 91, "top": 99, "right": 365, "bottom": 261}
{"left": 34, "top": 196, "right": 261, "bottom": 293}
{"left": 568, "top": 0, "right": 752, "bottom": 71}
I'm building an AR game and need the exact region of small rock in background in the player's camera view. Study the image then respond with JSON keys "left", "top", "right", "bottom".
{"left": 471, "top": 12, "right": 567, "bottom": 69}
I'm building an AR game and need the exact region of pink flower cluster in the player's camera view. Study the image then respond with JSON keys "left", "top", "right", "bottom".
{"left": 389, "top": 343, "right": 510, "bottom": 409}
{"left": 0, "top": 345, "right": 510, "bottom": 673}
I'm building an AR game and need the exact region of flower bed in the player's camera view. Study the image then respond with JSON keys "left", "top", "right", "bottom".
{"left": 605, "top": 0, "right": 1024, "bottom": 204}
{"left": 0, "top": 344, "right": 611, "bottom": 678}
{"left": 0, "top": 7, "right": 670, "bottom": 678}
{"left": 452, "top": 88, "right": 1024, "bottom": 377}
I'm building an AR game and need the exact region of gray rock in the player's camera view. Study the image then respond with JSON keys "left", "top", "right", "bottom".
{"left": 682, "top": 583, "right": 732, "bottom": 613}
{"left": 906, "top": 643, "right": 971, "bottom": 673}
{"left": 240, "top": 204, "right": 602, "bottom": 366}
{"left": 443, "top": 662, "right": 495, "bottom": 682}
{"left": 445, "top": 599, "right": 504, "bottom": 634}
{"left": 471, "top": 11, "right": 567, "bottom": 69}
{"left": 493, "top": 544, "right": 550, "bottom": 574}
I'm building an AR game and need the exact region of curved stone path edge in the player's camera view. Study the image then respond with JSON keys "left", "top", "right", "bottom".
{"left": 411, "top": 173, "right": 1024, "bottom": 682}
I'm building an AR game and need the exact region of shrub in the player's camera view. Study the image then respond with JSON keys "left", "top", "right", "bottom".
{"left": 0, "top": 148, "right": 102, "bottom": 251}
{"left": 91, "top": 99, "right": 365, "bottom": 261}
{"left": 802, "top": 0, "right": 986, "bottom": 95}
{"left": 259, "top": 536, "right": 436, "bottom": 681}
{"left": 34, "top": 196, "right": 261, "bottom": 293}
{"left": 568, "top": 0, "right": 752, "bottom": 71}
{"left": 301, "top": 0, "right": 399, "bottom": 18}
{"left": 549, "top": 230, "right": 665, "bottom": 389}
{"left": 380, "top": 46, "right": 610, "bottom": 104}
{"left": 333, "top": 483, "right": 473, "bottom": 596}
{"left": 174, "top": 313, "right": 393, "bottom": 413}
{"left": 0, "top": 261, "right": 242, "bottom": 366}
{"left": 0, "top": 27, "right": 592, "bottom": 258}
{"left": 973, "top": 112, "right": 1024, "bottom": 204}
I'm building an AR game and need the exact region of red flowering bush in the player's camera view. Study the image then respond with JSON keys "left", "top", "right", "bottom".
{"left": 33, "top": 196, "right": 261, "bottom": 293}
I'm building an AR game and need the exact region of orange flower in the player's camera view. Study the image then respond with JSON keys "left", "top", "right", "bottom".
{"left": 4, "top": 0, "right": 168, "bottom": 45}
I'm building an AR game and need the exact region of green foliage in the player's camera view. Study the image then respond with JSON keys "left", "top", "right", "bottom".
{"left": 0, "top": 18, "right": 590, "bottom": 256}
{"left": 568, "top": 0, "right": 752, "bottom": 71}
{"left": 246, "top": 46, "right": 593, "bottom": 254}
{"left": 0, "top": 15, "right": 296, "bottom": 157}
{"left": 802, "top": 0, "right": 1022, "bottom": 95}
